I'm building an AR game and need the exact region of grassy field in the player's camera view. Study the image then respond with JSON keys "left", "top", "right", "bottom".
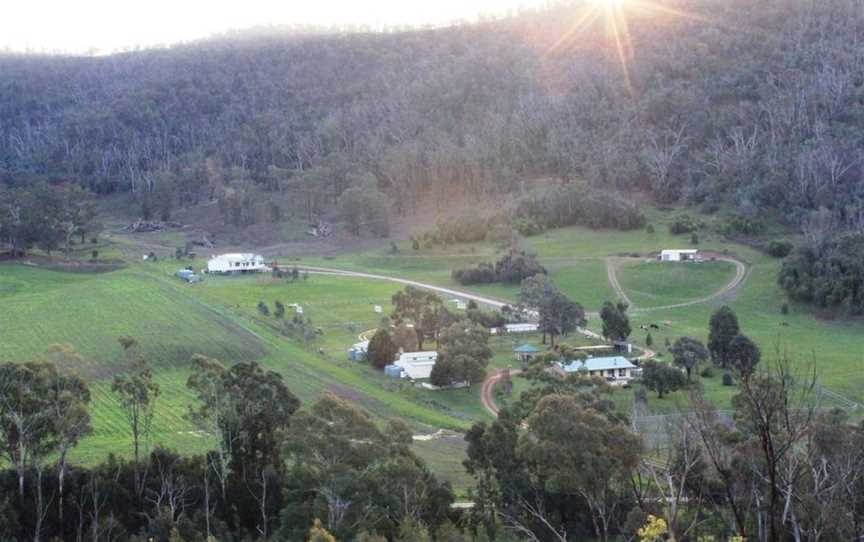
{"left": 294, "top": 206, "right": 864, "bottom": 416}
{"left": 6, "top": 204, "right": 864, "bottom": 492}
{"left": 0, "top": 261, "right": 527, "bottom": 484}
{"left": 617, "top": 260, "right": 737, "bottom": 308}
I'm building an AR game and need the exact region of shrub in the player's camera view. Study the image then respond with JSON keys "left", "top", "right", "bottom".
{"left": 669, "top": 214, "right": 698, "bottom": 234}
{"left": 700, "top": 366, "right": 715, "bottom": 378}
{"left": 722, "top": 372, "right": 734, "bottom": 386}
{"left": 645, "top": 223, "right": 655, "bottom": 234}
{"left": 781, "top": 302, "right": 789, "bottom": 315}
{"left": 487, "top": 224, "right": 512, "bottom": 243}
{"left": 257, "top": 301, "right": 269, "bottom": 316}
{"left": 368, "top": 328, "right": 399, "bottom": 370}
{"left": 690, "top": 232, "right": 699, "bottom": 245}
{"left": 434, "top": 214, "right": 490, "bottom": 244}
{"left": 700, "top": 200, "right": 721, "bottom": 214}
{"left": 494, "top": 250, "right": 547, "bottom": 284}
{"left": 778, "top": 232, "right": 864, "bottom": 314}
{"left": 451, "top": 250, "right": 546, "bottom": 285}
{"left": 766, "top": 240, "right": 793, "bottom": 258}
{"left": 513, "top": 217, "right": 544, "bottom": 236}
{"left": 722, "top": 214, "right": 763, "bottom": 236}
{"left": 452, "top": 263, "right": 497, "bottom": 285}
{"left": 511, "top": 185, "right": 645, "bottom": 232}
{"left": 91, "top": 250, "right": 99, "bottom": 261}
{"left": 467, "top": 307, "right": 507, "bottom": 328}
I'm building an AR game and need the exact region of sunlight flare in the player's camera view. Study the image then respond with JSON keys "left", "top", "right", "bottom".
{"left": 549, "top": 0, "right": 707, "bottom": 96}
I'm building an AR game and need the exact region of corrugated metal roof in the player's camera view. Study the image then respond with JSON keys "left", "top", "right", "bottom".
{"left": 395, "top": 351, "right": 438, "bottom": 380}
{"left": 559, "top": 356, "right": 636, "bottom": 373}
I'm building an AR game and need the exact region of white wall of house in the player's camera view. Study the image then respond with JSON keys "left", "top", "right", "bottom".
{"left": 660, "top": 249, "right": 699, "bottom": 262}
{"left": 395, "top": 351, "right": 438, "bottom": 380}
{"left": 207, "top": 253, "right": 267, "bottom": 273}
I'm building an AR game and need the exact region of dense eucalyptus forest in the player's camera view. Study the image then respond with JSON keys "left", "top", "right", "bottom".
{"left": 4, "top": 0, "right": 863, "bottom": 308}
{"left": 1, "top": 0, "right": 862, "bottom": 223}
{"left": 3, "top": 1, "right": 864, "bottom": 539}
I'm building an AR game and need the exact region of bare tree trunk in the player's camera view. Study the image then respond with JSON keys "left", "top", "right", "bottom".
{"left": 203, "top": 460, "right": 211, "bottom": 539}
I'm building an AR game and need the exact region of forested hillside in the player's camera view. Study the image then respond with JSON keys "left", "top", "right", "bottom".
{"left": 1, "top": 0, "right": 862, "bottom": 228}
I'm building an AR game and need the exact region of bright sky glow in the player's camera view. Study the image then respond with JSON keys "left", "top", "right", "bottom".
{"left": 0, "top": 0, "right": 548, "bottom": 55}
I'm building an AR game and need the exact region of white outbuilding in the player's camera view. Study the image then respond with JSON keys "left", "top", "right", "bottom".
{"left": 207, "top": 253, "right": 268, "bottom": 274}
{"left": 660, "top": 249, "right": 699, "bottom": 262}
{"left": 394, "top": 351, "right": 438, "bottom": 380}
{"left": 490, "top": 323, "right": 540, "bottom": 335}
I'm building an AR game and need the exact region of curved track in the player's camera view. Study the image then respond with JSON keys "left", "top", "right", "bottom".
{"left": 293, "top": 258, "right": 746, "bottom": 418}
{"left": 481, "top": 369, "right": 522, "bottom": 417}
{"left": 605, "top": 257, "right": 747, "bottom": 312}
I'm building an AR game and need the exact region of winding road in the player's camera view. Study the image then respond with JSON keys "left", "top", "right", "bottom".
{"left": 291, "top": 257, "right": 747, "bottom": 418}
{"left": 481, "top": 368, "right": 522, "bottom": 417}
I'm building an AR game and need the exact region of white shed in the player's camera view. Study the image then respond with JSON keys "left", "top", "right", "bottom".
{"left": 207, "top": 253, "right": 268, "bottom": 274}
{"left": 660, "top": 249, "right": 699, "bottom": 262}
{"left": 491, "top": 323, "right": 540, "bottom": 335}
{"left": 395, "top": 351, "right": 438, "bottom": 380}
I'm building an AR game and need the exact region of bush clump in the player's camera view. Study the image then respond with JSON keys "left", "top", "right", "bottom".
{"left": 452, "top": 250, "right": 546, "bottom": 285}
{"left": 766, "top": 240, "right": 793, "bottom": 258}
{"left": 720, "top": 214, "right": 763, "bottom": 236}
{"left": 779, "top": 232, "right": 864, "bottom": 314}
{"left": 669, "top": 214, "right": 699, "bottom": 234}
{"left": 451, "top": 263, "right": 497, "bottom": 285}
{"left": 511, "top": 184, "right": 645, "bottom": 232}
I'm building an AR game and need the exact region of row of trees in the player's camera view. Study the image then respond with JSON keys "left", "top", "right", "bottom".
{"left": 451, "top": 250, "right": 547, "bottom": 286}
{"left": 366, "top": 287, "right": 498, "bottom": 387}
{"left": 468, "top": 346, "right": 864, "bottom": 541}
{"left": 3, "top": 0, "right": 862, "bottom": 239}
{"left": 779, "top": 231, "right": 864, "bottom": 314}
{"left": 0, "top": 182, "right": 100, "bottom": 257}
{"left": 368, "top": 272, "right": 586, "bottom": 387}
{"left": 1, "top": 309, "right": 860, "bottom": 540}
{"left": 637, "top": 306, "right": 761, "bottom": 399}
{"left": 0, "top": 341, "right": 459, "bottom": 541}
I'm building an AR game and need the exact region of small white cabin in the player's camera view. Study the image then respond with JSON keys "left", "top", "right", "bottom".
{"left": 395, "top": 351, "right": 438, "bottom": 380}
{"left": 660, "top": 249, "right": 699, "bottom": 262}
{"left": 207, "top": 253, "right": 267, "bottom": 274}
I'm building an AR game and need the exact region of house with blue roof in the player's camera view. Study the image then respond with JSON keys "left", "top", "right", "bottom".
{"left": 556, "top": 355, "right": 637, "bottom": 386}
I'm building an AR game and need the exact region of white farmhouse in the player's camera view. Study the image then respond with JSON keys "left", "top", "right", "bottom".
{"left": 555, "top": 356, "right": 637, "bottom": 386}
{"left": 660, "top": 249, "right": 699, "bottom": 262}
{"left": 207, "top": 253, "right": 268, "bottom": 274}
{"left": 394, "top": 351, "right": 438, "bottom": 380}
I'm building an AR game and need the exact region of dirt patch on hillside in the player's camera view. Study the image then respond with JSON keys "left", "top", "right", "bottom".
{"left": 327, "top": 383, "right": 386, "bottom": 412}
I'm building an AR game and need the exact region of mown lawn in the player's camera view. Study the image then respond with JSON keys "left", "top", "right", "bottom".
{"left": 7, "top": 203, "right": 864, "bottom": 491}
{"left": 616, "top": 259, "right": 738, "bottom": 307}
{"left": 294, "top": 206, "right": 864, "bottom": 417}
{"left": 0, "top": 261, "right": 517, "bottom": 490}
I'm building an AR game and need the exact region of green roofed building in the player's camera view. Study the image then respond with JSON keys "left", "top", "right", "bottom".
{"left": 514, "top": 343, "right": 540, "bottom": 363}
